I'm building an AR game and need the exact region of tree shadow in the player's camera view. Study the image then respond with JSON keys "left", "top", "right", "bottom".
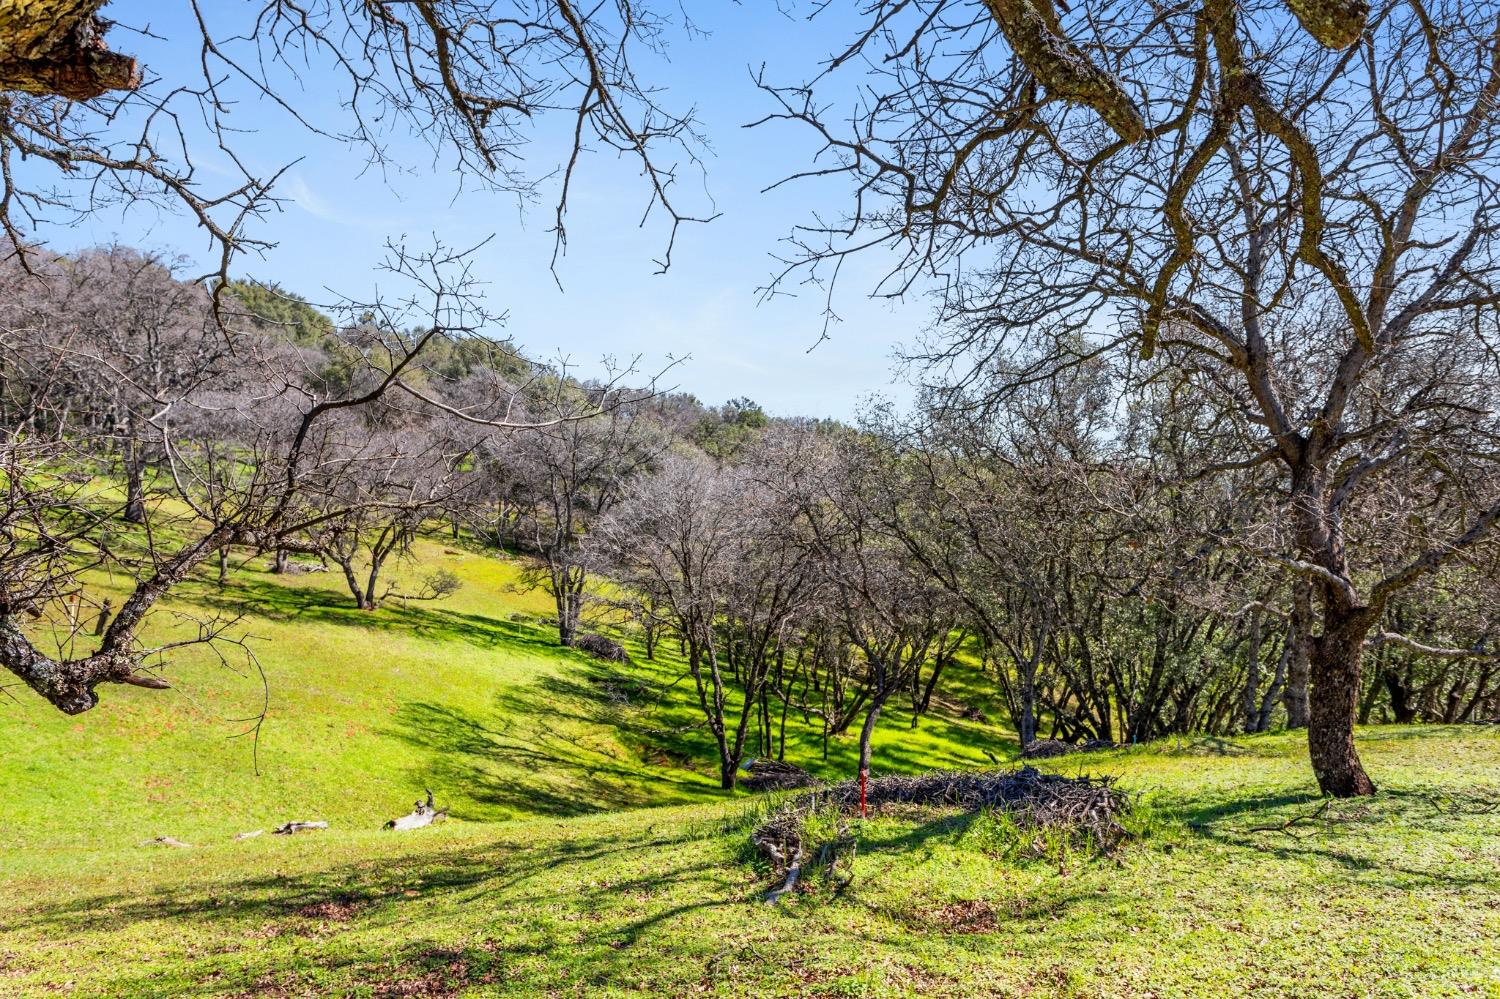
{"left": 180, "top": 575, "right": 564, "bottom": 656}
{"left": 383, "top": 653, "right": 730, "bottom": 821}
{"left": 5, "top": 823, "right": 743, "bottom": 997}
{"left": 1175, "top": 784, "right": 1500, "bottom": 891}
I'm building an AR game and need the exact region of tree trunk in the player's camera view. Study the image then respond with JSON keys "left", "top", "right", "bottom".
{"left": 271, "top": 548, "right": 289, "bottom": 574}
{"left": 1459, "top": 668, "right": 1495, "bottom": 723}
{"left": 1307, "top": 615, "right": 1376, "bottom": 797}
{"left": 1383, "top": 668, "right": 1416, "bottom": 724}
{"left": 1256, "top": 630, "right": 1290, "bottom": 733}
{"left": 122, "top": 435, "right": 146, "bottom": 524}
{"left": 1017, "top": 667, "right": 1036, "bottom": 746}
{"left": 92, "top": 598, "right": 112, "bottom": 636}
{"left": 857, "top": 688, "right": 894, "bottom": 783}
{"left": 336, "top": 558, "right": 371, "bottom": 610}
{"left": 362, "top": 559, "right": 384, "bottom": 611}
{"left": 555, "top": 575, "right": 581, "bottom": 646}
{"left": 1240, "top": 609, "right": 1262, "bottom": 733}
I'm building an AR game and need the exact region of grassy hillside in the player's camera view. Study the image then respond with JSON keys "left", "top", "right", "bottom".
{"left": 0, "top": 534, "right": 1007, "bottom": 856}
{"left": 4, "top": 541, "right": 1499, "bottom": 997}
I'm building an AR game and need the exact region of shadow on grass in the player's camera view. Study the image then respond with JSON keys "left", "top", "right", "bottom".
{"left": 1177, "top": 784, "right": 1500, "bottom": 889}
{"left": 6, "top": 823, "right": 743, "bottom": 997}
{"left": 181, "top": 575, "right": 566, "bottom": 654}
{"left": 386, "top": 647, "right": 1005, "bottom": 822}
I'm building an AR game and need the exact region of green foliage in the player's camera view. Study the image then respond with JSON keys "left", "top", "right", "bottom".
{"left": 224, "top": 278, "right": 334, "bottom": 346}
{"left": 419, "top": 332, "right": 532, "bottom": 384}
{"left": 692, "top": 396, "right": 770, "bottom": 459}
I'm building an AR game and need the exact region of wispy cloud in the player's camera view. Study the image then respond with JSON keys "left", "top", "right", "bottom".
{"left": 282, "top": 173, "right": 344, "bottom": 224}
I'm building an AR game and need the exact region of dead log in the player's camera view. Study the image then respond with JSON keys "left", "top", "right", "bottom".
{"left": 233, "top": 829, "right": 263, "bottom": 841}
{"left": 385, "top": 788, "right": 447, "bottom": 830}
{"left": 763, "top": 858, "right": 803, "bottom": 905}
{"left": 143, "top": 835, "right": 191, "bottom": 848}
{"left": 272, "top": 820, "right": 328, "bottom": 835}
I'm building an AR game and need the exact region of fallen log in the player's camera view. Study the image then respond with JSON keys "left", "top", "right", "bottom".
{"left": 272, "top": 820, "right": 328, "bottom": 835}
{"left": 385, "top": 789, "right": 447, "bottom": 830}
{"left": 143, "top": 835, "right": 192, "bottom": 848}
{"left": 763, "top": 858, "right": 802, "bottom": 905}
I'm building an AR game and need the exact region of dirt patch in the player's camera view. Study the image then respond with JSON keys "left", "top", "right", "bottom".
{"left": 292, "top": 893, "right": 365, "bottom": 922}
{"left": 930, "top": 899, "right": 999, "bottom": 934}
{"left": 374, "top": 948, "right": 499, "bottom": 998}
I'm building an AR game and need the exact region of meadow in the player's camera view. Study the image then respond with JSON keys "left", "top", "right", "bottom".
{"left": 3, "top": 542, "right": 1499, "bottom": 997}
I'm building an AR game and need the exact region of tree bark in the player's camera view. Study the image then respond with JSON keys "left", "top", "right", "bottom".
{"left": 1307, "top": 612, "right": 1377, "bottom": 797}
{"left": 0, "top": 0, "right": 141, "bottom": 100}
{"left": 856, "top": 687, "right": 894, "bottom": 784}
{"left": 122, "top": 434, "right": 146, "bottom": 524}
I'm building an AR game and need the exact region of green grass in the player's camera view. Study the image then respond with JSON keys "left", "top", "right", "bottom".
{"left": 1, "top": 533, "right": 1007, "bottom": 853}
{"left": 4, "top": 540, "right": 1500, "bottom": 996}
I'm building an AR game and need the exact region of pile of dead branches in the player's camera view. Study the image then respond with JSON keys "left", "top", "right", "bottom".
{"left": 1022, "top": 738, "right": 1116, "bottom": 759}
{"left": 575, "top": 633, "right": 630, "bottom": 663}
{"left": 751, "top": 766, "right": 1131, "bottom": 901}
{"left": 740, "top": 758, "right": 817, "bottom": 792}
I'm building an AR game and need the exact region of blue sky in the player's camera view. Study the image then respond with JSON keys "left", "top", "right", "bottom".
{"left": 28, "top": 3, "right": 931, "bottom": 419}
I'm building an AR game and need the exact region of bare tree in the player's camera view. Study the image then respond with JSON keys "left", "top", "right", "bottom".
{"left": 765, "top": 0, "right": 1500, "bottom": 797}
{"left": 309, "top": 424, "right": 469, "bottom": 611}
{"left": 13, "top": 246, "right": 227, "bottom": 523}
{"left": 1, "top": 1, "right": 710, "bottom": 286}
{"left": 784, "top": 430, "right": 960, "bottom": 786}
{"left": 0, "top": 241, "right": 505, "bottom": 713}
{"left": 514, "top": 381, "right": 665, "bottom": 645}
{"left": 596, "top": 446, "right": 818, "bottom": 788}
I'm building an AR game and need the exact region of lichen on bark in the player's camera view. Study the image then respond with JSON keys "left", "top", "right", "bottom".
{"left": 0, "top": 0, "right": 140, "bottom": 100}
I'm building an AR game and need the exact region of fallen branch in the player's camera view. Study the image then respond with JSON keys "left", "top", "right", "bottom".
{"left": 142, "top": 835, "right": 191, "bottom": 848}
{"left": 385, "top": 788, "right": 447, "bottom": 830}
{"left": 1241, "top": 800, "right": 1375, "bottom": 838}
{"left": 763, "top": 858, "right": 803, "bottom": 905}
{"left": 273, "top": 820, "right": 328, "bottom": 835}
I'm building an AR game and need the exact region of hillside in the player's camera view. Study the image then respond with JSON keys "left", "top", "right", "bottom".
{"left": 0, "top": 536, "right": 1008, "bottom": 855}
{"left": 3, "top": 543, "right": 1500, "bottom": 997}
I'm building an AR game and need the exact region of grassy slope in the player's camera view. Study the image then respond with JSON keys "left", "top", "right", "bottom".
{"left": 3, "top": 543, "right": 1499, "bottom": 997}
{"left": 0, "top": 535, "right": 1004, "bottom": 855}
